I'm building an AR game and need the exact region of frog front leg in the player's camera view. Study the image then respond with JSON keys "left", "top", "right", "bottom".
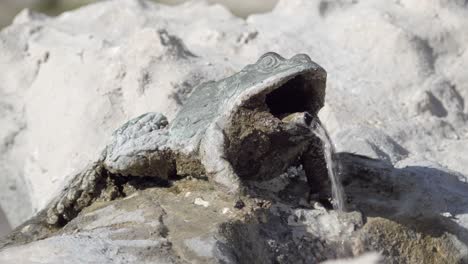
{"left": 301, "top": 136, "right": 332, "bottom": 208}
{"left": 281, "top": 112, "right": 332, "bottom": 207}
{"left": 46, "top": 162, "right": 107, "bottom": 225}
{"left": 0, "top": 161, "right": 109, "bottom": 248}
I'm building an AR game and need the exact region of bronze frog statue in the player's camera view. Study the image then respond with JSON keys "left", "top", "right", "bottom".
{"left": 3, "top": 52, "right": 331, "bottom": 246}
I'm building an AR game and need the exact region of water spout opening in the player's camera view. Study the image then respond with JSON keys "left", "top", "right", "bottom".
{"left": 265, "top": 75, "right": 319, "bottom": 118}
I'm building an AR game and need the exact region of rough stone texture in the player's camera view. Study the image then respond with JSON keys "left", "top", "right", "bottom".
{"left": 2, "top": 0, "right": 467, "bottom": 227}
{"left": 0, "top": 169, "right": 365, "bottom": 264}
{"left": 339, "top": 153, "right": 468, "bottom": 263}
{"left": 360, "top": 217, "right": 462, "bottom": 264}
{"left": 0, "top": 208, "right": 10, "bottom": 240}
{"left": 1, "top": 0, "right": 468, "bottom": 263}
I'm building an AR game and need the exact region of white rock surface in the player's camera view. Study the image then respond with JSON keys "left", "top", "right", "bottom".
{"left": 194, "top": 197, "right": 210, "bottom": 207}
{"left": 0, "top": 0, "right": 467, "bottom": 239}
{"left": 320, "top": 253, "right": 382, "bottom": 264}
{"left": 0, "top": 208, "right": 11, "bottom": 239}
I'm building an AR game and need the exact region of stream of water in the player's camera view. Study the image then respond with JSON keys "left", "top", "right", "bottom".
{"left": 310, "top": 119, "right": 346, "bottom": 211}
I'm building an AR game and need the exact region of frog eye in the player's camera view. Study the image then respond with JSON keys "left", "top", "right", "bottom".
{"left": 256, "top": 52, "right": 285, "bottom": 72}
{"left": 291, "top": 54, "right": 312, "bottom": 64}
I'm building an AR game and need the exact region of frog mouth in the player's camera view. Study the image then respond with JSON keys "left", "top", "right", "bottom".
{"left": 223, "top": 69, "right": 326, "bottom": 181}
{"left": 262, "top": 72, "right": 324, "bottom": 125}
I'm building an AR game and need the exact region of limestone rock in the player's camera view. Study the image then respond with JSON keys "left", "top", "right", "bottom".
{"left": 1, "top": 0, "right": 468, "bottom": 227}
{"left": 0, "top": 208, "right": 10, "bottom": 240}
{"left": 1, "top": 0, "right": 468, "bottom": 263}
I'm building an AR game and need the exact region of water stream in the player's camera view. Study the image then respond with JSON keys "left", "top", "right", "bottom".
{"left": 310, "top": 119, "right": 346, "bottom": 211}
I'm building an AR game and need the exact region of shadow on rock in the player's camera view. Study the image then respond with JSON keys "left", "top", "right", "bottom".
{"left": 218, "top": 153, "right": 468, "bottom": 263}
{"left": 339, "top": 153, "right": 468, "bottom": 263}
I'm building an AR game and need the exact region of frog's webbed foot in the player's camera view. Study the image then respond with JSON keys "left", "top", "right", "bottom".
{"left": 1, "top": 162, "right": 119, "bottom": 247}
{"left": 0, "top": 162, "right": 104, "bottom": 248}
{"left": 46, "top": 162, "right": 106, "bottom": 225}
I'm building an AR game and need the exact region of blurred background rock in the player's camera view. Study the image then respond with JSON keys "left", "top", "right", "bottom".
{"left": 0, "top": 208, "right": 9, "bottom": 239}
{"left": 0, "top": 0, "right": 278, "bottom": 28}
